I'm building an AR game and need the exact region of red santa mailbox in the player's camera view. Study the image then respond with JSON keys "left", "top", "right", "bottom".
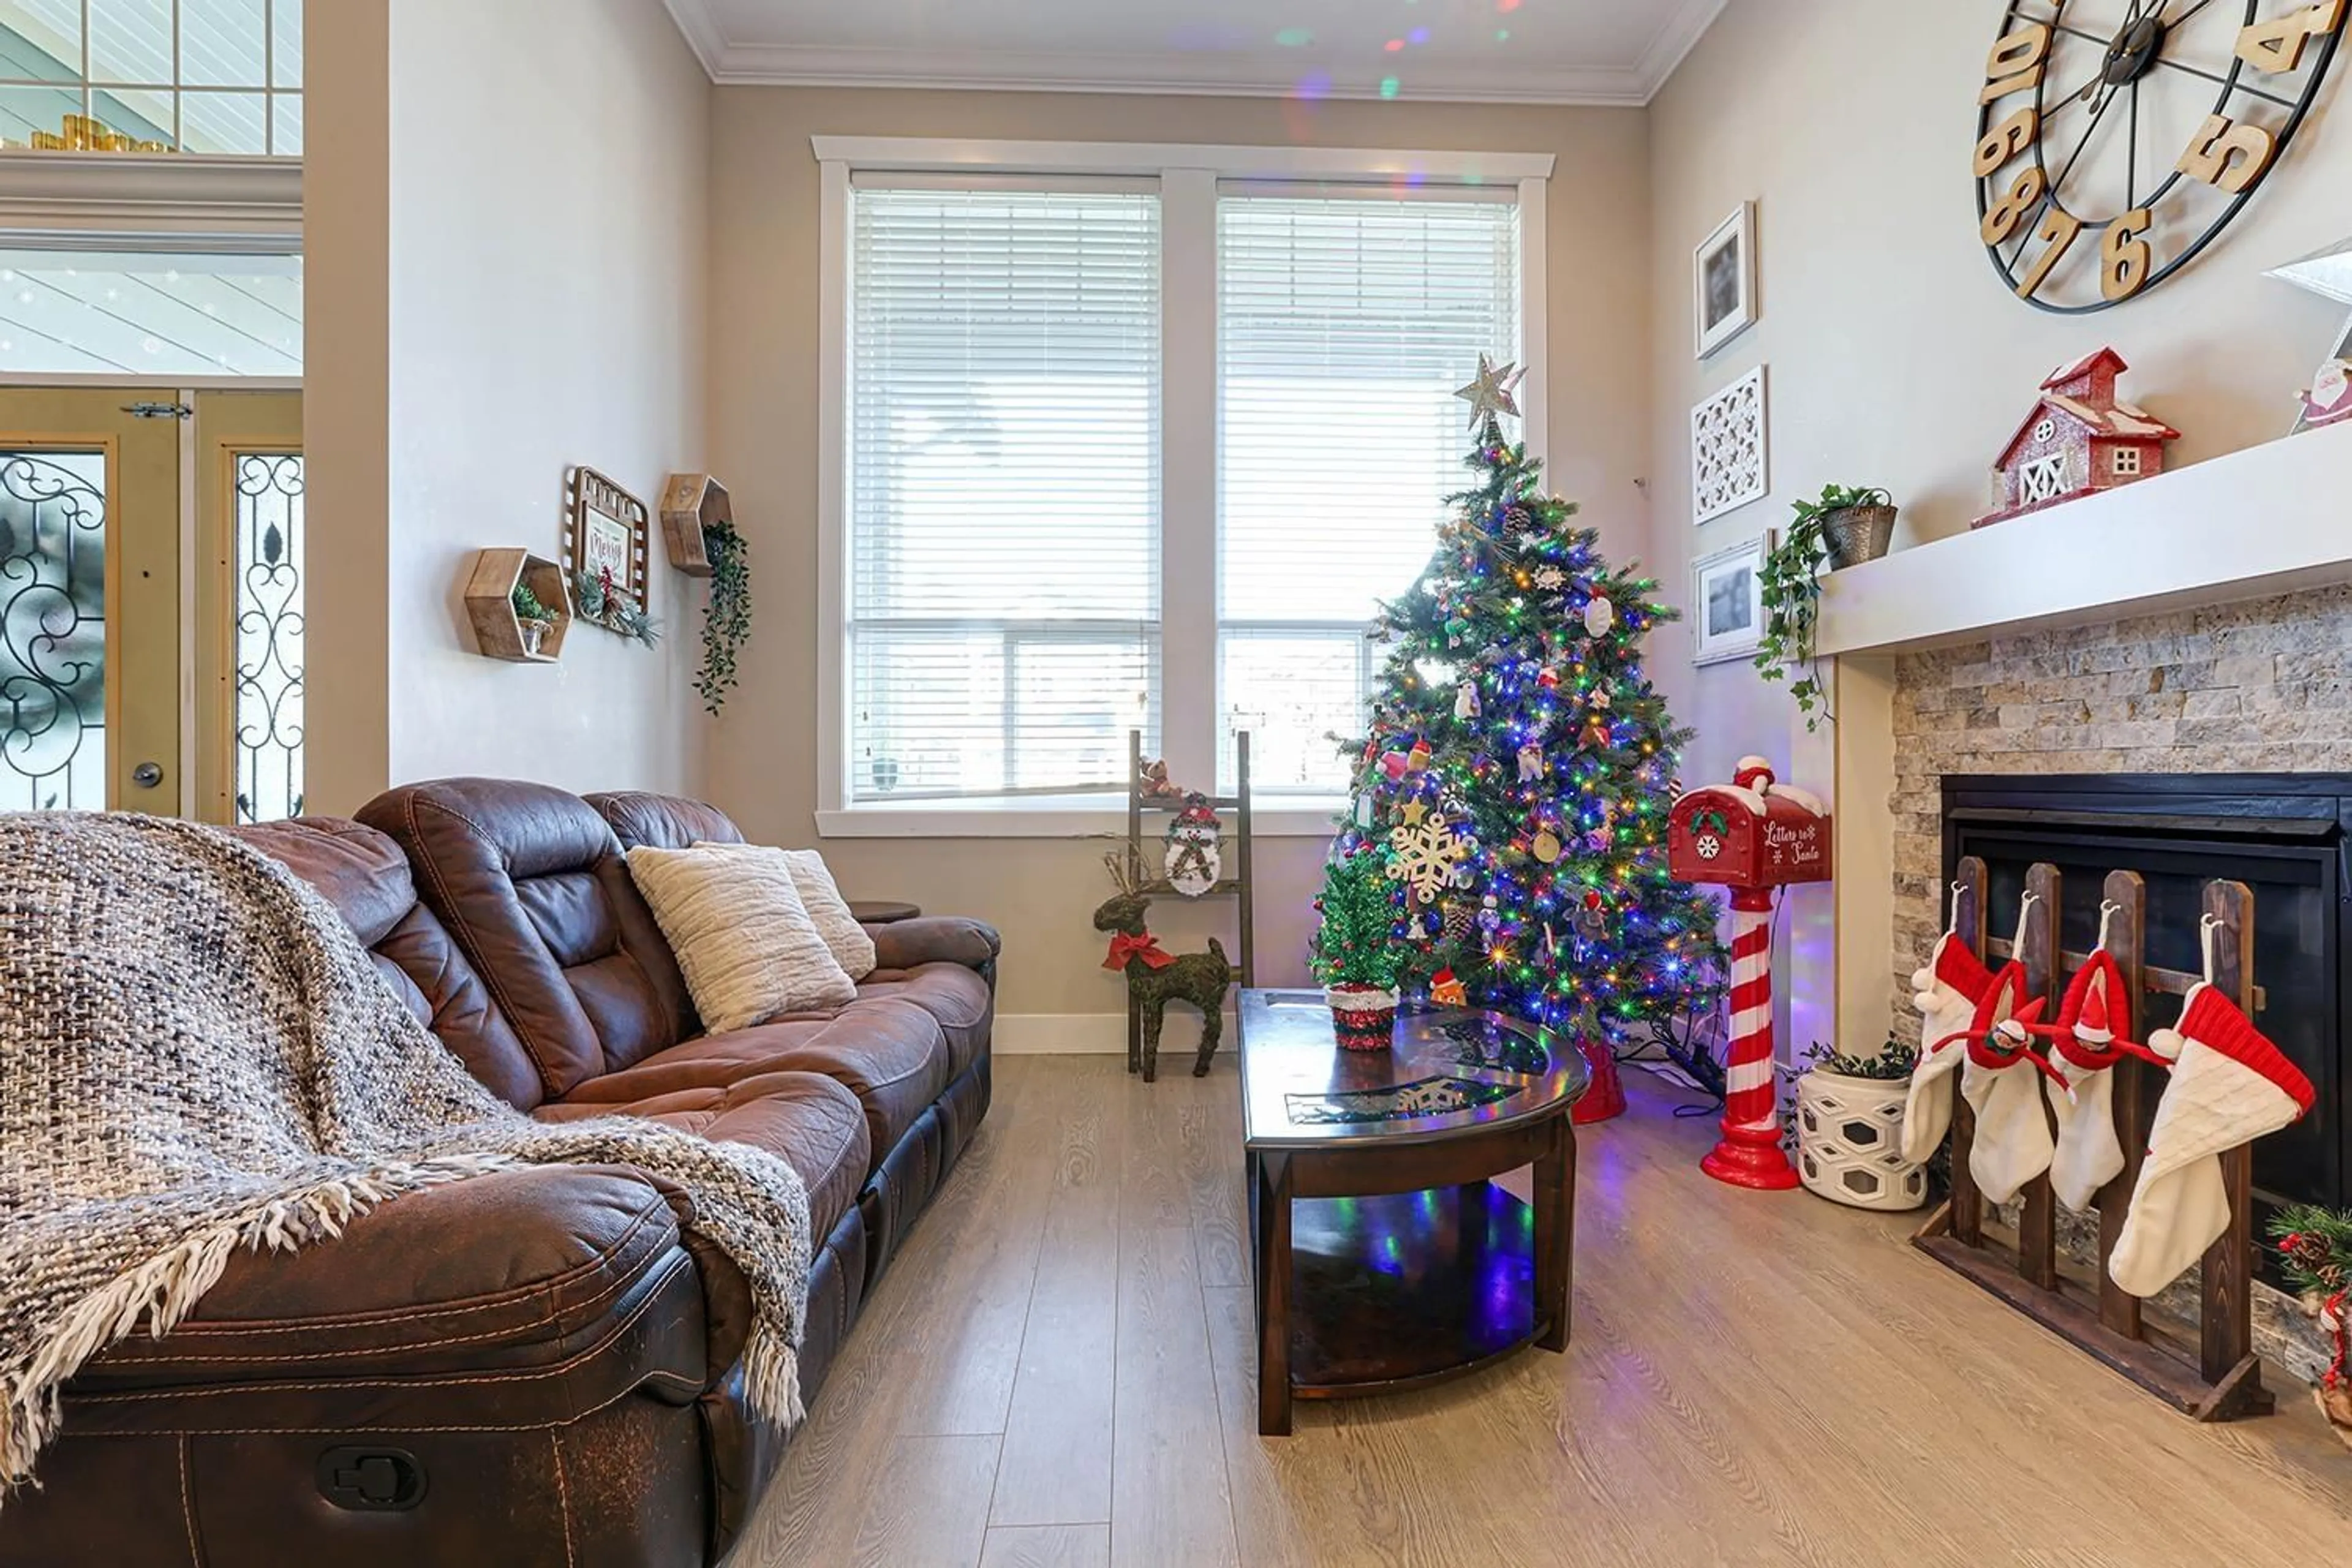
{"left": 1670, "top": 758, "right": 1831, "bottom": 1191}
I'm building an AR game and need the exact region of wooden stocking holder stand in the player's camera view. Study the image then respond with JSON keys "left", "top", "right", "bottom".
{"left": 1912, "top": 856, "right": 2274, "bottom": 1422}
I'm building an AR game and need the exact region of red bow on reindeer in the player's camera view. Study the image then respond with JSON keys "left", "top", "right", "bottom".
{"left": 1103, "top": 931, "right": 1176, "bottom": 971}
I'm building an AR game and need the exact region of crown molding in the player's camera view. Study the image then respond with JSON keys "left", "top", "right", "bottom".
{"left": 661, "top": 0, "right": 1726, "bottom": 106}
{"left": 0, "top": 153, "right": 301, "bottom": 250}
{"left": 660, "top": 0, "right": 726, "bottom": 78}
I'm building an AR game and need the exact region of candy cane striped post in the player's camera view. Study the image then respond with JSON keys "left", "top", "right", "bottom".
{"left": 1702, "top": 884, "right": 1801, "bottom": 1189}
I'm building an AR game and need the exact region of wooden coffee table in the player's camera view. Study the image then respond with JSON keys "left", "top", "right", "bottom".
{"left": 1238, "top": 988, "right": 1586, "bottom": 1436}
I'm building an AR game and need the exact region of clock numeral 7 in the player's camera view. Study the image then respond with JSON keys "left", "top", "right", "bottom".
{"left": 1974, "top": 107, "right": 2039, "bottom": 177}
{"left": 2016, "top": 206, "right": 2084, "bottom": 300}
{"left": 2101, "top": 209, "right": 2154, "bottom": 303}
{"left": 2176, "top": 113, "right": 2280, "bottom": 194}
{"left": 2237, "top": 0, "right": 2348, "bottom": 72}
{"left": 1980, "top": 22, "right": 2051, "bottom": 104}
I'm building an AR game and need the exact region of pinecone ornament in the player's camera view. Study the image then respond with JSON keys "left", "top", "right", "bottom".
{"left": 1441, "top": 900, "right": 1474, "bottom": 944}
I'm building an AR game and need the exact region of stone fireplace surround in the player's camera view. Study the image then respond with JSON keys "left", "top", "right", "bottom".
{"left": 1863, "top": 584, "right": 2352, "bottom": 1385}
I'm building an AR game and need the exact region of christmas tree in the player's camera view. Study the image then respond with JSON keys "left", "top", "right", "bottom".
{"left": 1327, "top": 356, "right": 1725, "bottom": 1042}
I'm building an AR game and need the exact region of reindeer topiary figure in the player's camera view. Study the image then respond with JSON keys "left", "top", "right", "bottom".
{"left": 1093, "top": 851, "right": 1232, "bottom": 1082}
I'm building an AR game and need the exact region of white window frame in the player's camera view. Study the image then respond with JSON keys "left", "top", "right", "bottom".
{"left": 813, "top": 136, "right": 1553, "bottom": 839}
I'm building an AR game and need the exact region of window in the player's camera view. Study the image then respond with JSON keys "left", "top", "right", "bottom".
{"left": 820, "top": 140, "right": 1548, "bottom": 831}
{"left": 2112, "top": 445, "right": 2141, "bottom": 476}
{"left": 1218, "top": 194, "right": 1519, "bottom": 794}
{"left": 0, "top": 0, "right": 302, "bottom": 156}
{"left": 846, "top": 184, "right": 1160, "bottom": 805}
{"left": 0, "top": 249, "right": 300, "bottom": 374}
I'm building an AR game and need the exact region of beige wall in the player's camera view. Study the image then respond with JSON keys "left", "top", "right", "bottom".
{"left": 1648, "top": 0, "right": 2352, "bottom": 784}
{"left": 306, "top": 0, "right": 711, "bottom": 812}
{"left": 701, "top": 87, "right": 1654, "bottom": 1022}
{"left": 1646, "top": 0, "right": 2352, "bottom": 1055}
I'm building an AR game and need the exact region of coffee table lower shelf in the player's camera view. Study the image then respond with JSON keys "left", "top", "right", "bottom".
{"left": 1283, "top": 1183, "right": 1548, "bottom": 1399}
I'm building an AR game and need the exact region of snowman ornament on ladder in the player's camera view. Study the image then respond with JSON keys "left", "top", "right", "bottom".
{"left": 1164, "top": 792, "right": 1223, "bottom": 898}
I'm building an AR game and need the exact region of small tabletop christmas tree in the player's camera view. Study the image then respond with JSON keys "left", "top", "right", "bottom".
{"left": 1332, "top": 356, "right": 1725, "bottom": 1046}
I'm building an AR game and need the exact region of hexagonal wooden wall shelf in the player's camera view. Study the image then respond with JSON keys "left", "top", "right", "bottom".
{"left": 464, "top": 549, "right": 571, "bottom": 663}
{"left": 660, "top": 472, "right": 729, "bottom": 579}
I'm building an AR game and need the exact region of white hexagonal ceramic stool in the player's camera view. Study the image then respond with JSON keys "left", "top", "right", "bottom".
{"left": 1795, "top": 1069, "right": 1928, "bottom": 1212}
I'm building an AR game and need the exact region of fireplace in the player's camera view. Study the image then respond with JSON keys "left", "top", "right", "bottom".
{"left": 1941, "top": 775, "right": 2349, "bottom": 1268}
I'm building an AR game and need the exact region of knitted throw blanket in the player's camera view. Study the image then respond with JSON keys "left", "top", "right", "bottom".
{"left": 0, "top": 813, "right": 811, "bottom": 1492}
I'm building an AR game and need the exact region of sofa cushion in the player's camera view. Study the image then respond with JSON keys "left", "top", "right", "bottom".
{"left": 233, "top": 818, "right": 547, "bottom": 1110}
{"left": 625, "top": 843, "right": 857, "bottom": 1031}
{"left": 360, "top": 779, "right": 700, "bottom": 1095}
{"left": 854, "top": 962, "right": 995, "bottom": 1082}
{"left": 562, "top": 1000, "right": 952, "bottom": 1175}
{"left": 532, "top": 1071, "right": 869, "bottom": 1242}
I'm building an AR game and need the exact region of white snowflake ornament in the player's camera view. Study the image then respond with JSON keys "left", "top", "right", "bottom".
{"left": 1389, "top": 808, "right": 1477, "bottom": 905}
{"left": 1532, "top": 566, "right": 1566, "bottom": 592}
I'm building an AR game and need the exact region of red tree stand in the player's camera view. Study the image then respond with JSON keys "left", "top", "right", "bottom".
{"left": 1572, "top": 1034, "right": 1626, "bottom": 1125}
{"left": 1667, "top": 758, "right": 1832, "bottom": 1191}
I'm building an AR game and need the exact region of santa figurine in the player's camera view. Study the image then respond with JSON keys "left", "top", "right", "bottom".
{"left": 2109, "top": 981, "right": 2316, "bottom": 1298}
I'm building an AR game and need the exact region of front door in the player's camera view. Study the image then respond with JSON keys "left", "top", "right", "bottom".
{"left": 0, "top": 388, "right": 301, "bottom": 820}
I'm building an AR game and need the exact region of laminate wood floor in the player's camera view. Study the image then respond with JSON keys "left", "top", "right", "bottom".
{"left": 731, "top": 1057, "right": 2352, "bottom": 1568}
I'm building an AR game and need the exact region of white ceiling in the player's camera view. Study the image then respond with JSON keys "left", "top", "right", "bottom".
{"left": 662, "top": 0, "right": 1727, "bottom": 104}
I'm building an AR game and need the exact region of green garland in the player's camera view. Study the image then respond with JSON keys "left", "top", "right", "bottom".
{"left": 2272, "top": 1204, "right": 2352, "bottom": 1299}
{"left": 573, "top": 568, "right": 661, "bottom": 649}
{"left": 695, "top": 520, "right": 752, "bottom": 714}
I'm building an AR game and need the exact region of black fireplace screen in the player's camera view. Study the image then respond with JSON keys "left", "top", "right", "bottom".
{"left": 1943, "top": 775, "right": 2348, "bottom": 1262}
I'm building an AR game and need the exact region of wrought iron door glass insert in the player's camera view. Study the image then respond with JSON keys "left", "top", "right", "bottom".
{"left": 0, "top": 450, "right": 105, "bottom": 811}
{"left": 233, "top": 451, "right": 301, "bottom": 823}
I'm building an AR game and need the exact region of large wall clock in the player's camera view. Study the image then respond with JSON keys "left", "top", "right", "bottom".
{"left": 1975, "top": 1, "right": 2347, "bottom": 312}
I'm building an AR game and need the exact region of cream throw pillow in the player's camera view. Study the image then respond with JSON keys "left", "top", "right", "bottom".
{"left": 694, "top": 842, "right": 878, "bottom": 982}
{"left": 625, "top": 845, "right": 856, "bottom": 1033}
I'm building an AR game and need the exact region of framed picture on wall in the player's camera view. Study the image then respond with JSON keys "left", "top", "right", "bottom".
{"left": 567, "top": 467, "right": 650, "bottom": 611}
{"left": 1695, "top": 202, "right": 1757, "bottom": 359}
{"left": 1692, "top": 532, "right": 1770, "bottom": 667}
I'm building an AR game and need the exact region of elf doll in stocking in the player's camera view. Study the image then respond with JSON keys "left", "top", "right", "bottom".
{"left": 2109, "top": 918, "right": 2316, "bottom": 1298}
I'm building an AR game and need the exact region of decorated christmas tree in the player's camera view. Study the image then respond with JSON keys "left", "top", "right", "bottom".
{"left": 1327, "top": 356, "right": 1726, "bottom": 1043}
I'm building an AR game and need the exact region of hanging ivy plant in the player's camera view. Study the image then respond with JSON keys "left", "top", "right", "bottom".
{"left": 1754, "top": 484, "right": 1888, "bottom": 730}
{"left": 695, "top": 520, "right": 752, "bottom": 714}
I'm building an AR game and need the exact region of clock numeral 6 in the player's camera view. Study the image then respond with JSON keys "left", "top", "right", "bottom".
{"left": 2237, "top": 0, "right": 2347, "bottom": 72}
{"left": 2101, "top": 209, "right": 2154, "bottom": 303}
{"left": 1981, "top": 167, "right": 2048, "bottom": 246}
{"left": 1980, "top": 22, "right": 2052, "bottom": 104}
{"left": 2016, "top": 206, "right": 2084, "bottom": 300}
{"left": 2177, "top": 113, "right": 2280, "bottom": 194}
{"left": 1974, "top": 107, "right": 2039, "bottom": 178}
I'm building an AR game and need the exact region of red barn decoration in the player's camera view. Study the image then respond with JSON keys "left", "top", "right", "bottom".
{"left": 1670, "top": 758, "right": 1831, "bottom": 1191}
{"left": 1974, "top": 349, "right": 2179, "bottom": 529}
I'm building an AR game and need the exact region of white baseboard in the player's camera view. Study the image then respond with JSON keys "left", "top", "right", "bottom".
{"left": 993, "top": 1010, "right": 1239, "bottom": 1055}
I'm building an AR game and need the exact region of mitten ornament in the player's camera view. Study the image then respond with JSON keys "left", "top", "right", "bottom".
{"left": 2109, "top": 983, "right": 2316, "bottom": 1298}
{"left": 2046, "top": 948, "right": 2130, "bottom": 1213}
{"left": 1959, "top": 964, "right": 2057, "bottom": 1206}
{"left": 1901, "top": 931, "right": 1996, "bottom": 1164}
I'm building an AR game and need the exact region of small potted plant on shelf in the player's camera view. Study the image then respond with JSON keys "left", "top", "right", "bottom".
{"left": 1755, "top": 484, "right": 1897, "bottom": 729}
{"left": 1793, "top": 1035, "right": 1925, "bottom": 1212}
{"left": 1311, "top": 845, "right": 1405, "bottom": 1052}
{"left": 511, "top": 582, "right": 560, "bottom": 658}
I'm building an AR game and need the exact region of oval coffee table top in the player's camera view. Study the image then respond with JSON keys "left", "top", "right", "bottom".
{"left": 1238, "top": 988, "right": 1588, "bottom": 1152}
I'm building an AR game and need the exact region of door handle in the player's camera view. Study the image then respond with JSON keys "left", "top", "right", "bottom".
{"left": 131, "top": 762, "right": 164, "bottom": 790}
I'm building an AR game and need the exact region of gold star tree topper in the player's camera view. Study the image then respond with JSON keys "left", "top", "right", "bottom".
{"left": 1454, "top": 355, "right": 1526, "bottom": 430}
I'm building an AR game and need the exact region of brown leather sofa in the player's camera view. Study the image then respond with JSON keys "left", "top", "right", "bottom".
{"left": 0, "top": 779, "right": 995, "bottom": 1568}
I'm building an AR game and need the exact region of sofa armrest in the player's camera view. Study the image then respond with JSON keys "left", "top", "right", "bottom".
{"left": 866, "top": 914, "right": 1001, "bottom": 973}
{"left": 75, "top": 1165, "right": 737, "bottom": 1417}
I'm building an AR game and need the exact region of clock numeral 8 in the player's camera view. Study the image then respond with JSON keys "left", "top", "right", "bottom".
{"left": 2101, "top": 209, "right": 2154, "bottom": 303}
{"left": 1981, "top": 167, "right": 2047, "bottom": 246}
{"left": 1973, "top": 108, "right": 2038, "bottom": 178}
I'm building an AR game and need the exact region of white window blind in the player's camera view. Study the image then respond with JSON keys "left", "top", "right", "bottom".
{"left": 847, "top": 185, "right": 1161, "bottom": 804}
{"left": 1217, "top": 194, "right": 1520, "bottom": 794}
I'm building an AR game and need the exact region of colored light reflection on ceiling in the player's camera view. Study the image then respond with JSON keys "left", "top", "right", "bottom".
{"left": 1273, "top": 26, "right": 1313, "bottom": 47}
{"left": 1379, "top": 75, "right": 1401, "bottom": 99}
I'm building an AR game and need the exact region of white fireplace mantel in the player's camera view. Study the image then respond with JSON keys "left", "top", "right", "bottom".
{"left": 1817, "top": 418, "right": 2352, "bottom": 658}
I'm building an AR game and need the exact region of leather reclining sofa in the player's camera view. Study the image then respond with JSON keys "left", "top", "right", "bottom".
{"left": 0, "top": 778, "right": 997, "bottom": 1568}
